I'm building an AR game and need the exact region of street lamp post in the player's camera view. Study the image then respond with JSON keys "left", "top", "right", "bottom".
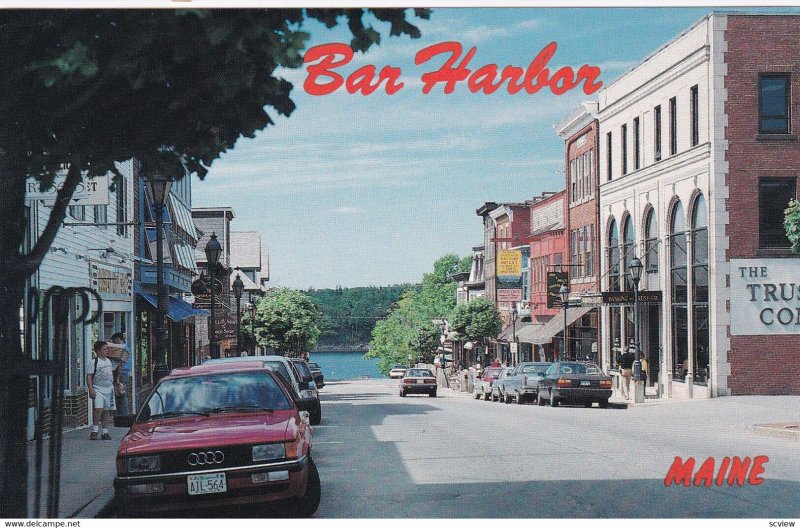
{"left": 559, "top": 285, "right": 570, "bottom": 362}
{"left": 147, "top": 174, "right": 172, "bottom": 382}
{"left": 233, "top": 272, "right": 244, "bottom": 356}
{"left": 510, "top": 302, "right": 518, "bottom": 366}
{"left": 629, "top": 256, "right": 644, "bottom": 403}
{"left": 408, "top": 353, "right": 413, "bottom": 368}
{"left": 247, "top": 302, "right": 257, "bottom": 355}
{"left": 205, "top": 232, "right": 222, "bottom": 359}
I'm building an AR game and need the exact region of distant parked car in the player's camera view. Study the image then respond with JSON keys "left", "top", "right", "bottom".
{"left": 307, "top": 361, "right": 324, "bottom": 388}
{"left": 473, "top": 367, "right": 504, "bottom": 401}
{"left": 389, "top": 365, "right": 408, "bottom": 379}
{"left": 537, "top": 361, "right": 612, "bottom": 408}
{"left": 502, "top": 362, "right": 552, "bottom": 404}
{"left": 490, "top": 367, "right": 514, "bottom": 402}
{"left": 399, "top": 368, "right": 437, "bottom": 397}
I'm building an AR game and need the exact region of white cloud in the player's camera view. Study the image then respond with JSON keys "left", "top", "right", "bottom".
{"left": 329, "top": 206, "right": 364, "bottom": 214}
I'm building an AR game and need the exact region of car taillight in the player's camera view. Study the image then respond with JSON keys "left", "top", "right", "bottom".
{"left": 424, "top": 379, "right": 436, "bottom": 384}
{"left": 403, "top": 378, "right": 414, "bottom": 384}
{"left": 557, "top": 378, "right": 572, "bottom": 387}
{"left": 600, "top": 379, "right": 612, "bottom": 388}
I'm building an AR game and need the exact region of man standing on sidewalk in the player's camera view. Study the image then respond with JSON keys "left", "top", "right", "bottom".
{"left": 109, "top": 332, "right": 132, "bottom": 414}
{"left": 619, "top": 348, "right": 635, "bottom": 400}
{"left": 87, "top": 341, "right": 117, "bottom": 440}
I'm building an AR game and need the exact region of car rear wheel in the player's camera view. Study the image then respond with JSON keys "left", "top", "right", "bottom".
{"left": 549, "top": 391, "right": 559, "bottom": 407}
{"left": 516, "top": 393, "right": 525, "bottom": 405}
{"left": 504, "top": 393, "right": 512, "bottom": 404}
{"left": 537, "top": 391, "right": 546, "bottom": 406}
{"left": 286, "top": 457, "right": 321, "bottom": 518}
{"left": 584, "top": 401, "right": 593, "bottom": 408}
{"left": 483, "top": 390, "right": 490, "bottom": 401}
{"left": 474, "top": 391, "right": 481, "bottom": 399}
{"left": 429, "top": 391, "right": 437, "bottom": 397}
{"left": 400, "top": 390, "right": 406, "bottom": 397}
{"left": 599, "top": 399, "right": 609, "bottom": 409}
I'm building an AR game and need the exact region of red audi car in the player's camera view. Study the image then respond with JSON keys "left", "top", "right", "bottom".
{"left": 113, "top": 362, "right": 320, "bottom": 517}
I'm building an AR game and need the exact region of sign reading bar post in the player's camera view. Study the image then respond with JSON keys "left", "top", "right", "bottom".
{"left": 730, "top": 259, "right": 800, "bottom": 335}
{"left": 601, "top": 290, "right": 663, "bottom": 304}
{"left": 497, "top": 249, "right": 522, "bottom": 279}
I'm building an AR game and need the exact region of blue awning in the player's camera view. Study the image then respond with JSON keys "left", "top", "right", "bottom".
{"left": 136, "top": 288, "right": 209, "bottom": 321}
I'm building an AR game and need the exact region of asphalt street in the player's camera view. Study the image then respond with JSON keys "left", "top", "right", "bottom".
{"left": 312, "top": 379, "right": 800, "bottom": 518}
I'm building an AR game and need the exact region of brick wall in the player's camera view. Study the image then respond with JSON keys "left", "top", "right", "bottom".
{"left": 63, "top": 391, "right": 89, "bottom": 429}
{"left": 724, "top": 15, "right": 800, "bottom": 395}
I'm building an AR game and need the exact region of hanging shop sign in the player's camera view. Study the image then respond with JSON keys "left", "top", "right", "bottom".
{"left": 90, "top": 262, "right": 132, "bottom": 299}
{"left": 26, "top": 173, "right": 110, "bottom": 205}
{"left": 547, "top": 271, "right": 568, "bottom": 308}
{"left": 730, "top": 259, "right": 800, "bottom": 335}
{"left": 497, "top": 288, "right": 522, "bottom": 302}
{"left": 497, "top": 249, "right": 522, "bottom": 280}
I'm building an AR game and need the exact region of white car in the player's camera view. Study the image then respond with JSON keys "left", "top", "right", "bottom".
{"left": 389, "top": 364, "right": 408, "bottom": 379}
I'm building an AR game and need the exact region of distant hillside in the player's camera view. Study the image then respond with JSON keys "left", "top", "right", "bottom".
{"left": 305, "top": 285, "right": 412, "bottom": 350}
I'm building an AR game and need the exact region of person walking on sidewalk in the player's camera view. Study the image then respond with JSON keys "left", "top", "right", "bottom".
{"left": 109, "top": 332, "right": 132, "bottom": 414}
{"left": 619, "top": 348, "right": 635, "bottom": 400}
{"left": 87, "top": 341, "right": 118, "bottom": 440}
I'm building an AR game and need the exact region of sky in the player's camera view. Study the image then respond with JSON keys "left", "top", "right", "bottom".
{"left": 192, "top": 7, "right": 795, "bottom": 289}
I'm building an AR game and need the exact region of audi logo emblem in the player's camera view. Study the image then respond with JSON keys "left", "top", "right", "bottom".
{"left": 188, "top": 451, "right": 225, "bottom": 466}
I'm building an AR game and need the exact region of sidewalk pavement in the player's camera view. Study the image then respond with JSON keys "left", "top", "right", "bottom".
{"left": 26, "top": 425, "right": 123, "bottom": 518}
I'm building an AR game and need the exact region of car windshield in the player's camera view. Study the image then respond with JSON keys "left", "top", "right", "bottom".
{"left": 138, "top": 371, "right": 293, "bottom": 422}
{"left": 406, "top": 369, "right": 433, "bottom": 377}
{"left": 262, "top": 361, "right": 294, "bottom": 386}
{"left": 486, "top": 368, "right": 503, "bottom": 377}
{"left": 559, "top": 363, "right": 602, "bottom": 375}
{"left": 392, "top": 365, "right": 406, "bottom": 370}
{"left": 308, "top": 362, "right": 320, "bottom": 370}
{"left": 293, "top": 361, "right": 312, "bottom": 377}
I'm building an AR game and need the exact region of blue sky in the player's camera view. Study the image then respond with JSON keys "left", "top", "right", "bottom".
{"left": 193, "top": 7, "right": 793, "bottom": 289}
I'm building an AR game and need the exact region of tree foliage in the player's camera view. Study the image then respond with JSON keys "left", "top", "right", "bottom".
{"left": 251, "top": 288, "right": 322, "bottom": 356}
{"left": 784, "top": 199, "right": 800, "bottom": 254}
{"left": 449, "top": 297, "right": 502, "bottom": 344}
{"left": 305, "top": 285, "right": 408, "bottom": 349}
{"left": 366, "top": 254, "right": 470, "bottom": 373}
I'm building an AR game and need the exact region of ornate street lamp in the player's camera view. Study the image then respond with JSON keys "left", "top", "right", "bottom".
{"left": 232, "top": 272, "right": 244, "bottom": 356}
{"left": 247, "top": 302, "right": 257, "bottom": 355}
{"left": 559, "top": 285, "right": 570, "bottom": 362}
{"left": 629, "top": 256, "right": 644, "bottom": 400}
{"left": 205, "top": 232, "right": 222, "bottom": 358}
{"left": 147, "top": 174, "right": 172, "bottom": 382}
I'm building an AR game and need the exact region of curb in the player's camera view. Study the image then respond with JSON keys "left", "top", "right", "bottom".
{"left": 747, "top": 423, "right": 800, "bottom": 442}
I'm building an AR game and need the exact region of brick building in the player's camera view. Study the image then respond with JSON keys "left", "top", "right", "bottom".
{"left": 596, "top": 13, "right": 800, "bottom": 398}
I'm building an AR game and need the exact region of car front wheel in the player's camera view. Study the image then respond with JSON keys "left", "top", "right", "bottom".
{"left": 483, "top": 390, "right": 490, "bottom": 401}
{"left": 549, "top": 391, "right": 559, "bottom": 407}
{"left": 286, "top": 457, "right": 321, "bottom": 518}
{"left": 310, "top": 403, "right": 322, "bottom": 425}
{"left": 599, "top": 399, "right": 609, "bottom": 408}
{"left": 537, "top": 391, "right": 546, "bottom": 406}
{"left": 400, "top": 390, "right": 406, "bottom": 397}
{"left": 429, "top": 391, "right": 437, "bottom": 398}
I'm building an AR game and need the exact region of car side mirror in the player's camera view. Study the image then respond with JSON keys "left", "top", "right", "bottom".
{"left": 295, "top": 396, "right": 317, "bottom": 413}
{"left": 114, "top": 414, "right": 135, "bottom": 428}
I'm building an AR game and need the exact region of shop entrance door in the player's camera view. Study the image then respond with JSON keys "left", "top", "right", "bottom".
{"left": 647, "top": 304, "right": 660, "bottom": 387}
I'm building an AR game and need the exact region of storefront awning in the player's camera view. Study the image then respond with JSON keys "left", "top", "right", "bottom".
{"left": 516, "top": 306, "right": 593, "bottom": 345}
{"left": 136, "top": 289, "right": 209, "bottom": 321}
{"left": 497, "top": 322, "right": 532, "bottom": 341}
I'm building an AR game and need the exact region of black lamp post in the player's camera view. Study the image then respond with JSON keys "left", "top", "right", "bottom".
{"left": 147, "top": 174, "right": 172, "bottom": 382}
{"left": 247, "top": 302, "right": 257, "bottom": 355}
{"left": 205, "top": 232, "right": 222, "bottom": 358}
{"left": 510, "top": 302, "right": 518, "bottom": 366}
{"left": 559, "top": 285, "right": 570, "bottom": 362}
{"left": 629, "top": 257, "right": 644, "bottom": 383}
{"left": 233, "top": 272, "right": 244, "bottom": 355}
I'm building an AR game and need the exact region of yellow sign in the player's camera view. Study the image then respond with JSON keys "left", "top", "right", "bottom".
{"left": 497, "top": 250, "right": 522, "bottom": 278}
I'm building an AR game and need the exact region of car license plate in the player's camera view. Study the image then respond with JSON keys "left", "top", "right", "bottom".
{"left": 417, "top": 379, "right": 424, "bottom": 384}
{"left": 580, "top": 381, "right": 591, "bottom": 386}
{"left": 187, "top": 472, "right": 227, "bottom": 495}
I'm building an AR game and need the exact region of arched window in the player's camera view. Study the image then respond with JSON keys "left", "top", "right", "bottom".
{"left": 607, "top": 218, "right": 620, "bottom": 291}
{"left": 644, "top": 209, "right": 658, "bottom": 274}
{"left": 691, "top": 195, "right": 709, "bottom": 384}
{"left": 622, "top": 215, "right": 635, "bottom": 290}
{"left": 670, "top": 200, "right": 688, "bottom": 379}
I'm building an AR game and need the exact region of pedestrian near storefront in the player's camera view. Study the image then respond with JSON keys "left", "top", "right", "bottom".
{"left": 109, "top": 332, "right": 132, "bottom": 414}
{"left": 619, "top": 349, "right": 635, "bottom": 400}
{"left": 87, "top": 341, "right": 118, "bottom": 440}
{"left": 640, "top": 353, "right": 649, "bottom": 386}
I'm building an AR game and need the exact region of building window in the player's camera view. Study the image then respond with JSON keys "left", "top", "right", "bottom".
{"left": 94, "top": 205, "right": 108, "bottom": 227}
{"left": 570, "top": 159, "right": 577, "bottom": 203}
{"left": 669, "top": 97, "right": 677, "bottom": 156}
{"left": 690, "top": 85, "right": 699, "bottom": 147}
{"left": 587, "top": 149, "right": 594, "bottom": 198}
{"left": 577, "top": 155, "right": 584, "bottom": 201}
{"left": 633, "top": 117, "right": 640, "bottom": 170}
{"left": 654, "top": 105, "right": 662, "bottom": 161}
{"left": 691, "top": 194, "right": 709, "bottom": 385}
{"left": 606, "top": 132, "right": 613, "bottom": 181}
{"left": 116, "top": 175, "right": 128, "bottom": 237}
{"left": 759, "top": 177, "right": 797, "bottom": 248}
{"left": 585, "top": 225, "right": 593, "bottom": 277}
{"left": 759, "top": 73, "right": 790, "bottom": 134}
{"left": 621, "top": 124, "right": 628, "bottom": 175}
{"left": 669, "top": 201, "right": 688, "bottom": 380}
{"left": 622, "top": 215, "right": 634, "bottom": 291}
{"left": 69, "top": 205, "right": 85, "bottom": 221}
{"left": 644, "top": 209, "right": 658, "bottom": 276}
{"left": 607, "top": 218, "right": 620, "bottom": 292}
